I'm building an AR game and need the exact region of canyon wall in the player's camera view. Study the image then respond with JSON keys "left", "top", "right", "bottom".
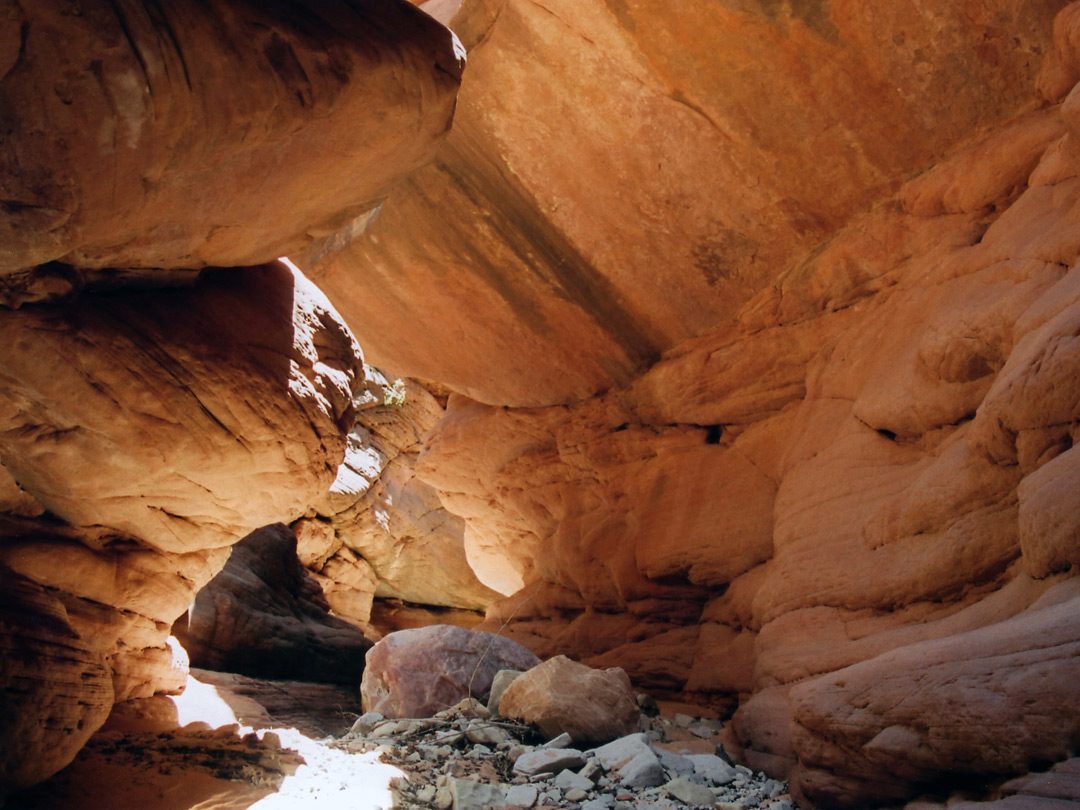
{"left": 308, "top": 1, "right": 1080, "bottom": 807}
{"left": 2, "top": 0, "right": 1079, "bottom": 807}
{"left": 0, "top": 0, "right": 463, "bottom": 799}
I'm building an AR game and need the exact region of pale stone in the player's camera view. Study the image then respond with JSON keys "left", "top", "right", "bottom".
{"left": 452, "top": 778, "right": 507, "bottom": 810}
{"left": 664, "top": 777, "right": 717, "bottom": 807}
{"left": 513, "top": 748, "right": 587, "bottom": 777}
{"left": 498, "top": 656, "right": 640, "bottom": 745}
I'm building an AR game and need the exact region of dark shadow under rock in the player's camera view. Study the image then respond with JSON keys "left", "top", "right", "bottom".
{"left": 173, "top": 524, "right": 370, "bottom": 685}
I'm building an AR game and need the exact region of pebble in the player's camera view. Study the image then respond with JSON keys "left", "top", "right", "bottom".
{"left": 333, "top": 706, "right": 800, "bottom": 810}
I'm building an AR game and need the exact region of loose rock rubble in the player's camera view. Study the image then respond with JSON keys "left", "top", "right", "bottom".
{"left": 333, "top": 699, "right": 798, "bottom": 810}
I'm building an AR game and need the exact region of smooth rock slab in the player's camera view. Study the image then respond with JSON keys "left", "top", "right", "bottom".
{"left": 665, "top": 777, "right": 718, "bottom": 807}
{"left": 514, "top": 747, "right": 587, "bottom": 777}
{"left": 451, "top": 778, "right": 506, "bottom": 810}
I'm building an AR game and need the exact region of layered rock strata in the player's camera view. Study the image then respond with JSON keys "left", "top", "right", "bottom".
{"left": 172, "top": 523, "right": 371, "bottom": 684}
{"left": 292, "top": 369, "right": 500, "bottom": 633}
{"left": 0, "top": 0, "right": 464, "bottom": 799}
{"left": 304, "top": 2, "right": 1080, "bottom": 807}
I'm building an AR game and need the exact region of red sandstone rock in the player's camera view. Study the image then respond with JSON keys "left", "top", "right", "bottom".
{"left": 0, "top": 0, "right": 462, "bottom": 275}
{"left": 787, "top": 585, "right": 1080, "bottom": 808}
{"left": 309, "top": 0, "right": 1058, "bottom": 407}
{"left": 498, "top": 655, "right": 640, "bottom": 745}
{"left": 171, "top": 524, "right": 371, "bottom": 684}
{"left": 0, "top": 261, "right": 364, "bottom": 795}
{"left": 360, "top": 625, "right": 541, "bottom": 717}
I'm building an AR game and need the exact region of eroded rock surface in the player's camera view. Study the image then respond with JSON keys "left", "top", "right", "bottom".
{"left": 361, "top": 625, "right": 541, "bottom": 717}
{"left": 0, "top": 0, "right": 463, "bottom": 278}
{"left": 310, "top": 0, "right": 1062, "bottom": 407}
{"left": 363, "top": 4, "right": 1080, "bottom": 807}
{"left": 0, "top": 261, "right": 365, "bottom": 798}
{"left": 293, "top": 370, "right": 500, "bottom": 633}
{"left": 172, "top": 524, "right": 371, "bottom": 684}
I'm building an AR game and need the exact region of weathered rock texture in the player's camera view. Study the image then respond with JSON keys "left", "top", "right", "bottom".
{"left": 171, "top": 523, "right": 371, "bottom": 684}
{"left": 312, "top": 0, "right": 1065, "bottom": 407}
{"left": 304, "top": 1, "right": 1080, "bottom": 807}
{"left": 498, "top": 655, "right": 640, "bottom": 744}
{"left": 0, "top": 0, "right": 463, "bottom": 279}
{"left": 360, "top": 624, "right": 541, "bottom": 717}
{"left": 0, "top": 261, "right": 365, "bottom": 798}
{"left": 292, "top": 369, "right": 500, "bottom": 633}
{"left": 0, "top": 0, "right": 463, "bottom": 799}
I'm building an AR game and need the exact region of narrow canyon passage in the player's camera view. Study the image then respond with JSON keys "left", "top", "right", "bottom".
{"left": 2, "top": 1, "right": 1080, "bottom": 809}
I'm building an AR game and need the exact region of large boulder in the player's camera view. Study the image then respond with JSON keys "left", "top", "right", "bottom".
{"left": 172, "top": 524, "right": 371, "bottom": 684}
{"left": 498, "top": 655, "right": 640, "bottom": 745}
{"left": 360, "top": 625, "right": 540, "bottom": 717}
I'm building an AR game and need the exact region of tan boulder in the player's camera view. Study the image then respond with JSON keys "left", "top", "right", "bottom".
{"left": 498, "top": 655, "right": 640, "bottom": 745}
{"left": 0, "top": 0, "right": 462, "bottom": 275}
{"left": 360, "top": 625, "right": 541, "bottom": 717}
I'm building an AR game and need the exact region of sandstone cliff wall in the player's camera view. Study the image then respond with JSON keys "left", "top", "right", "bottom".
{"left": 308, "top": 1, "right": 1080, "bottom": 806}
{"left": 0, "top": 0, "right": 463, "bottom": 798}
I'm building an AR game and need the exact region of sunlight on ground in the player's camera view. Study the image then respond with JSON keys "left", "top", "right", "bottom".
{"left": 169, "top": 674, "right": 404, "bottom": 810}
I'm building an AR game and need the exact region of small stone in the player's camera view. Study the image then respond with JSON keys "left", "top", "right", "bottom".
{"left": 439, "top": 698, "right": 493, "bottom": 720}
{"left": 663, "top": 777, "right": 716, "bottom": 807}
{"left": 488, "top": 669, "right": 524, "bottom": 716}
{"left": 590, "top": 734, "right": 664, "bottom": 788}
{"left": 540, "top": 732, "right": 574, "bottom": 750}
{"left": 689, "top": 724, "right": 713, "bottom": 738}
{"left": 505, "top": 784, "right": 539, "bottom": 808}
{"left": 260, "top": 731, "right": 281, "bottom": 749}
{"left": 565, "top": 788, "right": 589, "bottom": 802}
{"left": 469, "top": 743, "right": 493, "bottom": 757}
{"left": 582, "top": 798, "right": 615, "bottom": 810}
{"left": 636, "top": 694, "right": 659, "bottom": 717}
{"left": 436, "top": 786, "right": 454, "bottom": 810}
{"left": 673, "top": 714, "right": 695, "bottom": 729}
{"left": 655, "top": 748, "right": 693, "bottom": 776}
{"left": 579, "top": 760, "right": 602, "bottom": 784}
{"left": 687, "top": 753, "right": 738, "bottom": 786}
{"left": 418, "top": 786, "right": 438, "bottom": 803}
{"left": 467, "top": 720, "right": 512, "bottom": 746}
{"left": 349, "top": 711, "right": 385, "bottom": 735}
{"left": 555, "top": 770, "right": 594, "bottom": 791}
{"left": 436, "top": 730, "right": 466, "bottom": 747}
{"left": 514, "top": 747, "right": 587, "bottom": 776}
{"left": 765, "top": 779, "right": 786, "bottom": 798}
{"left": 772, "top": 802, "right": 793, "bottom": 810}
{"left": 451, "top": 778, "right": 507, "bottom": 810}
